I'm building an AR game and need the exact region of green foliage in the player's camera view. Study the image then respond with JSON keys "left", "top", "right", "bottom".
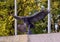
{"left": 0, "top": 0, "right": 60, "bottom": 36}
{"left": 0, "top": 0, "right": 14, "bottom": 36}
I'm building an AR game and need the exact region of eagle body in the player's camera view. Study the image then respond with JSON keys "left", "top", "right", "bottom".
{"left": 14, "top": 9, "right": 49, "bottom": 33}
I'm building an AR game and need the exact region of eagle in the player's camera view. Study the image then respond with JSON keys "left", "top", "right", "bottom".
{"left": 14, "top": 8, "right": 49, "bottom": 34}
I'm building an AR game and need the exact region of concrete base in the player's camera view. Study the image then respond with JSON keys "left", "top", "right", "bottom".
{"left": 0, "top": 33, "right": 60, "bottom": 42}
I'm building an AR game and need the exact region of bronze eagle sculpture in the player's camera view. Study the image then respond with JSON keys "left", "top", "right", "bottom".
{"left": 14, "top": 8, "right": 49, "bottom": 34}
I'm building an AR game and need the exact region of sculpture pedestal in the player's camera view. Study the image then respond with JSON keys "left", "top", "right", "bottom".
{"left": 0, "top": 33, "right": 60, "bottom": 42}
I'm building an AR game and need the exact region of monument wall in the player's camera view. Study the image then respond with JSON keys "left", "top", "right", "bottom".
{"left": 0, "top": 33, "right": 60, "bottom": 42}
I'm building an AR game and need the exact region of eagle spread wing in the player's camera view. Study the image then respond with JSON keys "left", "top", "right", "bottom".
{"left": 14, "top": 9, "right": 49, "bottom": 29}
{"left": 14, "top": 9, "right": 48, "bottom": 22}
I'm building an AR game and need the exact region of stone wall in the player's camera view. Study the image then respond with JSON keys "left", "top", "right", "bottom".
{"left": 0, "top": 33, "right": 60, "bottom": 42}
{"left": 29, "top": 33, "right": 60, "bottom": 42}
{"left": 0, "top": 35, "right": 28, "bottom": 42}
